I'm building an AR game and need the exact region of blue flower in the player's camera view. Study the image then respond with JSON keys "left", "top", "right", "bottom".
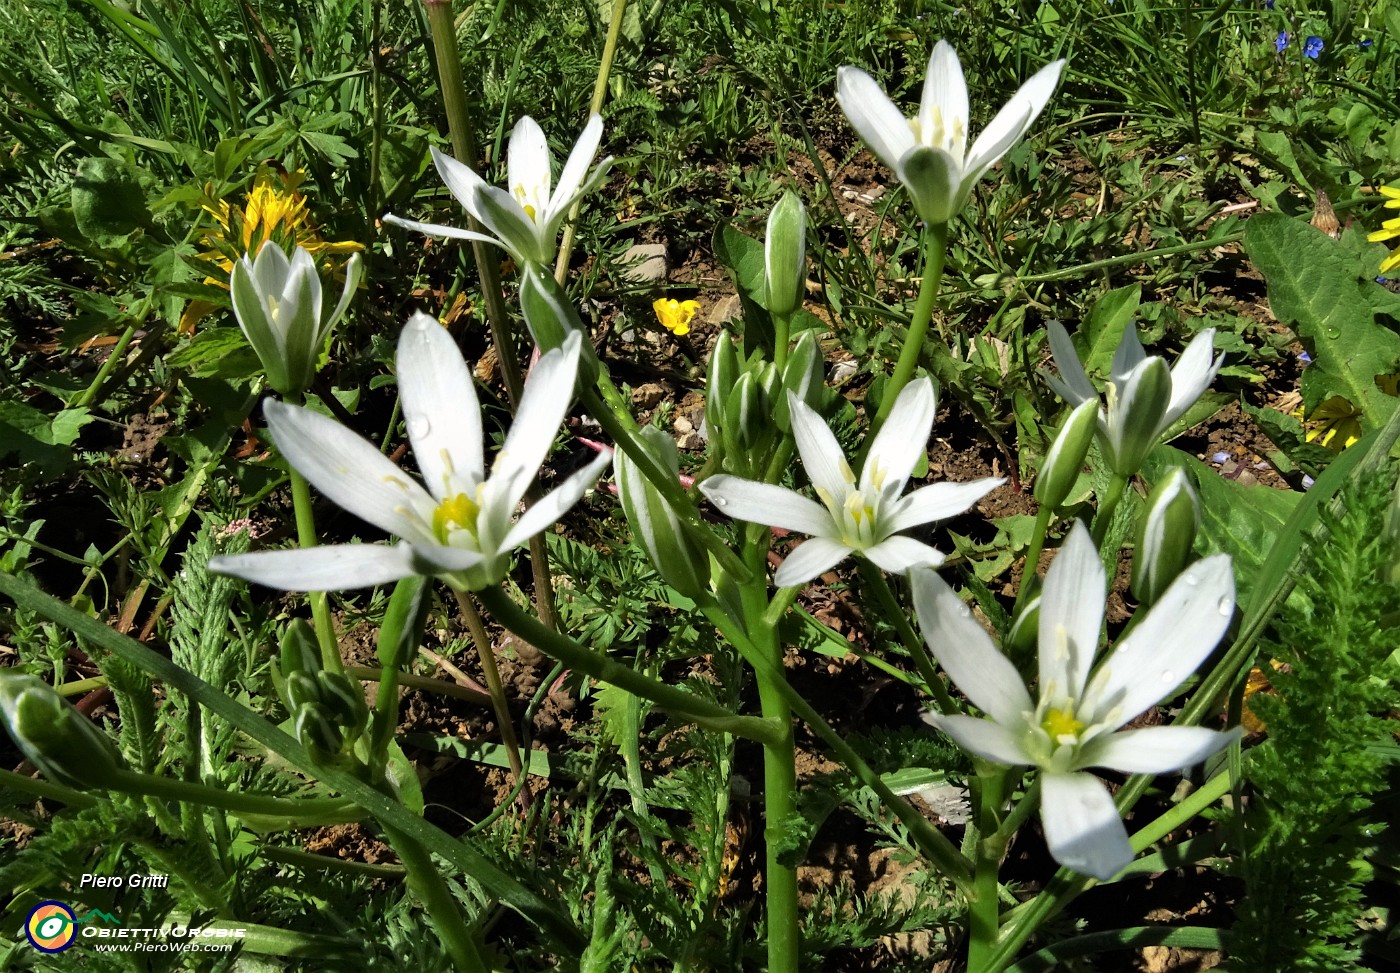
{"left": 1303, "top": 35, "right": 1324, "bottom": 59}
{"left": 1360, "top": 38, "right": 1374, "bottom": 48}
{"left": 1264, "top": 0, "right": 1275, "bottom": 8}
{"left": 1274, "top": 30, "right": 1288, "bottom": 52}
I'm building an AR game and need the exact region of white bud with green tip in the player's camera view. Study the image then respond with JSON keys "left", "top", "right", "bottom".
{"left": 617, "top": 427, "right": 711, "bottom": 598}
{"left": 316, "top": 671, "right": 369, "bottom": 737}
{"left": 0, "top": 672, "right": 126, "bottom": 790}
{"left": 778, "top": 330, "right": 825, "bottom": 430}
{"left": 279, "top": 620, "right": 321, "bottom": 679}
{"left": 764, "top": 191, "right": 806, "bottom": 317}
{"left": 706, "top": 332, "right": 740, "bottom": 443}
{"left": 1130, "top": 467, "right": 1200, "bottom": 605}
{"left": 723, "top": 370, "right": 775, "bottom": 461}
{"left": 293, "top": 702, "right": 343, "bottom": 759}
{"left": 519, "top": 263, "right": 599, "bottom": 386}
{"left": 230, "top": 245, "right": 362, "bottom": 396}
{"left": 1033, "top": 399, "right": 1098, "bottom": 509}
{"left": 283, "top": 671, "right": 322, "bottom": 712}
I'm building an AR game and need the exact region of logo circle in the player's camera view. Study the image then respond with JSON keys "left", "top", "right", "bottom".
{"left": 25, "top": 901, "right": 77, "bottom": 953}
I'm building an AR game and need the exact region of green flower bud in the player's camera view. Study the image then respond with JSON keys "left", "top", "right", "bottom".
{"left": 706, "top": 332, "right": 740, "bottom": 442}
{"left": 1103, "top": 357, "right": 1172, "bottom": 477}
{"left": 1033, "top": 399, "right": 1099, "bottom": 509}
{"left": 316, "top": 672, "right": 369, "bottom": 735}
{"left": 293, "top": 702, "right": 343, "bottom": 759}
{"left": 777, "top": 330, "right": 825, "bottom": 431}
{"left": 1006, "top": 594, "right": 1040, "bottom": 656}
{"left": 1131, "top": 467, "right": 1201, "bottom": 605}
{"left": 0, "top": 672, "right": 126, "bottom": 790}
{"left": 279, "top": 620, "right": 321, "bottom": 681}
{"left": 520, "top": 263, "right": 599, "bottom": 384}
{"left": 722, "top": 370, "right": 774, "bottom": 462}
{"left": 283, "top": 671, "right": 322, "bottom": 712}
{"left": 617, "top": 427, "right": 711, "bottom": 598}
{"left": 764, "top": 191, "right": 806, "bottom": 318}
{"left": 230, "top": 246, "right": 362, "bottom": 395}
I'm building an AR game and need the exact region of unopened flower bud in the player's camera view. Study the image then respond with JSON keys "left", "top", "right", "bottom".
{"left": 520, "top": 264, "right": 599, "bottom": 384}
{"left": 316, "top": 672, "right": 369, "bottom": 735}
{"left": 294, "top": 702, "right": 343, "bottom": 759}
{"left": 722, "top": 370, "right": 775, "bottom": 463}
{"left": 764, "top": 192, "right": 806, "bottom": 318}
{"left": 617, "top": 427, "right": 710, "bottom": 598}
{"left": 230, "top": 246, "right": 362, "bottom": 395}
{"left": 1033, "top": 399, "right": 1098, "bottom": 509}
{"left": 0, "top": 673, "right": 126, "bottom": 790}
{"left": 1006, "top": 594, "right": 1040, "bottom": 655}
{"left": 1131, "top": 467, "right": 1201, "bottom": 604}
{"left": 279, "top": 620, "right": 321, "bottom": 681}
{"left": 777, "top": 330, "right": 825, "bottom": 431}
{"left": 706, "top": 333, "right": 740, "bottom": 441}
{"left": 283, "top": 671, "right": 322, "bottom": 712}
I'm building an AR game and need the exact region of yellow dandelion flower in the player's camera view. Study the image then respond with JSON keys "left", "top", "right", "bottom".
{"left": 653, "top": 297, "right": 701, "bottom": 336}
{"left": 1292, "top": 395, "right": 1363, "bottom": 451}
{"left": 1370, "top": 184, "right": 1400, "bottom": 273}
{"left": 182, "top": 167, "right": 363, "bottom": 334}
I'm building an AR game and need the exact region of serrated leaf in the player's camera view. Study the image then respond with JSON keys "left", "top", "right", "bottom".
{"left": 1245, "top": 213, "right": 1400, "bottom": 430}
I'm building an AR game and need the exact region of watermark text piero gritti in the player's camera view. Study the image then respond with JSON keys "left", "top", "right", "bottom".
{"left": 78, "top": 872, "right": 170, "bottom": 890}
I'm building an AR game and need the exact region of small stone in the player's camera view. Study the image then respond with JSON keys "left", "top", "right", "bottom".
{"left": 619, "top": 329, "right": 636, "bottom": 343}
{"left": 673, "top": 415, "right": 693, "bottom": 435}
{"left": 705, "top": 294, "right": 742, "bottom": 326}
{"left": 620, "top": 242, "right": 668, "bottom": 286}
{"left": 631, "top": 382, "right": 666, "bottom": 409}
{"left": 677, "top": 431, "right": 704, "bottom": 450}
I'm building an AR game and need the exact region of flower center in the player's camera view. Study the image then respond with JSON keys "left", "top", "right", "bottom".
{"left": 432, "top": 490, "right": 483, "bottom": 544}
{"left": 839, "top": 490, "right": 878, "bottom": 548}
{"left": 1041, "top": 706, "right": 1085, "bottom": 744}
{"left": 264, "top": 294, "right": 282, "bottom": 324}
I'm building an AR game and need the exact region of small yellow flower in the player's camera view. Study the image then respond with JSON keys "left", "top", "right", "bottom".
{"left": 1293, "top": 395, "right": 1363, "bottom": 451}
{"left": 1369, "top": 184, "right": 1400, "bottom": 273}
{"left": 653, "top": 297, "right": 701, "bottom": 336}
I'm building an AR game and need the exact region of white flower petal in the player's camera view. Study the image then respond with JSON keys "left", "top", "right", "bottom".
{"left": 471, "top": 184, "right": 547, "bottom": 264}
{"left": 862, "top": 534, "right": 946, "bottom": 574}
{"left": 430, "top": 145, "right": 488, "bottom": 212}
{"left": 382, "top": 214, "right": 504, "bottom": 249}
{"left": 397, "top": 311, "right": 484, "bottom": 497}
{"left": 863, "top": 378, "right": 935, "bottom": 496}
{"left": 699, "top": 476, "right": 835, "bottom": 537}
{"left": 886, "top": 477, "right": 1003, "bottom": 533}
{"left": 911, "top": 567, "right": 1032, "bottom": 724}
{"left": 1111, "top": 323, "right": 1148, "bottom": 383}
{"left": 408, "top": 543, "right": 488, "bottom": 575}
{"left": 836, "top": 65, "right": 918, "bottom": 173}
{"left": 551, "top": 113, "right": 603, "bottom": 216}
{"left": 1081, "top": 554, "right": 1234, "bottom": 729}
{"left": 210, "top": 543, "right": 419, "bottom": 591}
{"left": 500, "top": 449, "right": 612, "bottom": 552}
{"left": 774, "top": 536, "right": 852, "bottom": 587}
{"left": 965, "top": 57, "right": 1064, "bottom": 176}
{"left": 789, "top": 394, "right": 857, "bottom": 504}
{"left": 264, "top": 400, "right": 437, "bottom": 544}
{"left": 1046, "top": 320, "right": 1098, "bottom": 404}
{"left": 508, "top": 116, "right": 552, "bottom": 212}
{"left": 1163, "top": 330, "right": 1223, "bottom": 429}
{"left": 1037, "top": 523, "right": 1105, "bottom": 703}
{"left": 1080, "top": 726, "right": 1238, "bottom": 775}
{"left": 1040, "top": 771, "right": 1133, "bottom": 881}
{"left": 925, "top": 713, "right": 1031, "bottom": 766}
{"left": 919, "top": 40, "right": 969, "bottom": 158}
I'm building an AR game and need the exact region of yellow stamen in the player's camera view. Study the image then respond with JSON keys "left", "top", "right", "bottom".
{"left": 433, "top": 492, "right": 481, "bottom": 542}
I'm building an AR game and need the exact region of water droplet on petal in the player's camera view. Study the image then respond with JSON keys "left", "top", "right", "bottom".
{"left": 1182, "top": 574, "right": 1198, "bottom": 586}
{"left": 1217, "top": 596, "right": 1233, "bottom": 616}
{"left": 713, "top": 496, "right": 728, "bottom": 507}
{"left": 407, "top": 415, "right": 431, "bottom": 439}
{"left": 1160, "top": 669, "right": 1175, "bottom": 683}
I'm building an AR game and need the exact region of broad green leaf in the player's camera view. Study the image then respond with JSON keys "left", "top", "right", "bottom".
{"left": 1083, "top": 284, "right": 1141, "bottom": 377}
{"left": 0, "top": 401, "right": 93, "bottom": 475}
{"left": 1245, "top": 214, "right": 1400, "bottom": 430}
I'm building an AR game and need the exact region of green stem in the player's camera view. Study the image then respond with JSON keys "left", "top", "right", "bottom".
{"left": 451, "top": 588, "right": 529, "bottom": 801}
{"left": 348, "top": 665, "right": 493, "bottom": 708}
{"left": 552, "top": 0, "right": 627, "bottom": 283}
{"left": 0, "top": 767, "right": 98, "bottom": 807}
{"left": 772, "top": 309, "right": 792, "bottom": 372}
{"left": 698, "top": 601, "right": 976, "bottom": 893}
{"left": 111, "top": 768, "right": 361, "bottom": 825}
{"left": 871, "top": 221, "right": 948, "bottom": 434}
{"left": 476, "top": 587, "right": 782, "bottom": 746}
{"left": 739, "top": 543, "right": 800, "bottom": 973}
{"left": 1011, "top": 233, "right": 1243, "bottom": 284}
{"left": 383, "top": 823, "right": 489, "bottom": 972}
{"left": 1013, "top": 505, "right": 1055, "bottom": 615}
{"left": 1091, "top": 473, "right": 1129, "bottom": 548}
{"left": 966, "top": 768, "right": 1007, "bottom": 970}
{"left": 858, "top": 561, "right": 956, "bottom": 715}
{"left": 75, "top": 309, "right": 146, "bottom": 409}
{"left": 287, "top": 464, "right": 342, "bottom": 675}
